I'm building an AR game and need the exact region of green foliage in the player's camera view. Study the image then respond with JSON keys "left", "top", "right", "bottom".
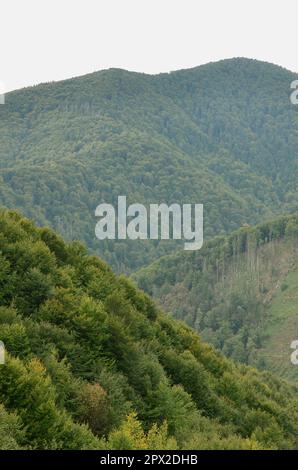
{"left": 134, "top": 214, "right": 298, "bottom": 378}
{"left": 102, "top": 413, "right": 178, "bottom": 450}
{"left": 0, "top": 209, "right": 297, "bottom": 449}
{"left": 75, "top": 383, "right": 109, "bottom": 436}
{"left": 1, "top": 59, "right": 298, "bottom": 272}
{"left": 0, "top": 405, "right": 25, "bottom": 450}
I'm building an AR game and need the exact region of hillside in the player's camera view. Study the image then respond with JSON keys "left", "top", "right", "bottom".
{"left": 134, "top": 214, "right": 298, "bottom": 384}
{"left": 1, "top": 58, "right": 298, "bottom": 272}
{"left": 0, "top": 208, "right": 298, "bottom": 449}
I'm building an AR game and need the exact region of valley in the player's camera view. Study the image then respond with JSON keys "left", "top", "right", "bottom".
{"left": 134, "top": 214, "right": 298, "bottom": 384}
{"left": 1, "top": 58, "right": 298, "bottom": 450}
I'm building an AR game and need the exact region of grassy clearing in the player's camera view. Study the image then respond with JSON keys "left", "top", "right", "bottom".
{"left": 259, "top": 267, "right": 298, "bottom": 383}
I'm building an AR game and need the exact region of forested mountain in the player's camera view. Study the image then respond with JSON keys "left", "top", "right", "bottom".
{"left": 134, "top": 214, "right": 298, "bottom": 384}
{"left": 1, "top": 58, "right": 298, "bottom": 272}
{"left": 0, "top": 209, "right": 298, "bottom": 450}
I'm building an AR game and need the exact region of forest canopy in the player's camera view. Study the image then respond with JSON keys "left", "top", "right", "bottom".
{"left": 0, "top": 208, "right": 297, "bottom": 450}
{"left": 1, "top": 58, "right": 298, "bottom": 272}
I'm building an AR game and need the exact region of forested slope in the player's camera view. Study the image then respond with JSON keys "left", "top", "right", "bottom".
{"left": 1, "top": 58, "right": 298, "bottom": 272}
{"left": 0, "top": 209, "right": 298, "bottom": 449}
{"left": 134, "top": 214, "right": 298, "bottom": 383}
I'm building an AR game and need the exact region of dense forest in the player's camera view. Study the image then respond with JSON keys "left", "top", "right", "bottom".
{"left": 0, "top": 209, "right": 298, "bottom": 449}
{"left": 134, "top": 214, "right": 298, "bottom": 383}
{"left": 1, "top": 58, "right": 298, "bottom": 272}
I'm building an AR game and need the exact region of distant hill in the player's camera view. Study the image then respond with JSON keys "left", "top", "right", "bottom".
{"left": 1, "top": 58, "right": 298, "bottom": 272}
{"left": 0, "top": 208, "right": 298, "bottom": 449}
{"left": 133, "top": 214, "right": 298, "bottom": 384}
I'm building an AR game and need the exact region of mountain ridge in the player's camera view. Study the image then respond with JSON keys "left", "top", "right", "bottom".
{"left": 6, "top": 57, "right": 297, "bottom": 95}
{"left": 1, "top": 58, "right": 298, "bottom": 272}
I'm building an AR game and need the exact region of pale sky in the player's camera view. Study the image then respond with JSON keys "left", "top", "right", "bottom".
{"left": 1, "top": 0, "right": 298, "bottom": 93}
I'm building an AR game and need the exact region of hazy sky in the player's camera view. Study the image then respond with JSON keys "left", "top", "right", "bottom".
{"left": 1, "top": 0, "right": 298, "bottom": 92}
